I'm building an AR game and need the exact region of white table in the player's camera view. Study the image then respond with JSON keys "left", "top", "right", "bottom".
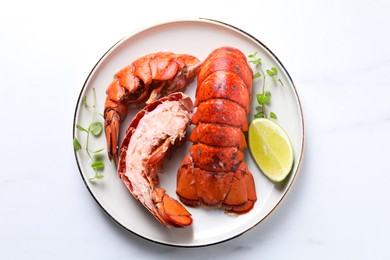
{"left": 1, "top": 0, "right": 389, "bottom": 259}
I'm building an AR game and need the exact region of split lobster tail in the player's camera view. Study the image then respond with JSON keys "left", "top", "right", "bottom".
{"left": 118, "top": 93, "right": 194, "bottom": 227}
{"left": 104, "top": 52, "right": 201, "bottom": 163}
{"left": 176, "top": 46, "right": 257, "bottom": 214}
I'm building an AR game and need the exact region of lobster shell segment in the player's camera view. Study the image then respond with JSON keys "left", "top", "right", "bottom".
{"left": 176, "top": 47, "right": 257, "bottom": 214}
{"left": 195, "top": 70, "right": 251, "bottom": 113}
{"left": 191, "top": 99, "right": 248, "bottom": 131}
{"left": 189, "top": 123, "right": 247, "bottom": 149}
{"left": 118, "top": 92, "right": 193, "bottom": 227}
{"left": 197, "top": 47, "right": 253, "bottom": 93}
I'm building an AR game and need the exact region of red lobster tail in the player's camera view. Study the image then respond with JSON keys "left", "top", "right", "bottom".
{"left": 176, "top": 46, "right": 257, "bottom": 214}
{"left": 104, "top": 52, "right": 201, "bottom": 164}
{"left": 118, "top": 92, "right": 194, "bottom": 227}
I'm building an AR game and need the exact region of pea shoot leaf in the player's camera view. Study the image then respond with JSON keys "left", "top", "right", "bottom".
{"left": 256, "top": 91, "right": 271, "bottom": 105}
{"left": 266, "top": 67, "right": 277, "bottom": 77}
{"left": 248, "top": 52, "right": 257, "bottom": 58}
{"left": 82, "top": 96, "right": 88, "bottom": 108}
{"left": 89, "top": 122, "right": 103, "bottom": 136}
{"left": 91, "top": 159, "right": 104, "bottom": 170}
{"left": 270, "top": 112, "right": 278, "bottom": 119}
{"left": 278, "top": 78, "right": 284, "bottom": 86}
{"left": 73, "top": 138, "right": 82, "bottom": 151}
{"left": 250, "top": 58, "right": 262, "bottom": 65}
{"left": 76, "top": 124, "right": 88, "bottom": 133}
{"left": 254, "top": 112, "right": 264, "bottom": 118}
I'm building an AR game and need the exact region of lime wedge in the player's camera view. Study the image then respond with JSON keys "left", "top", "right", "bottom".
{"left": 248, "top": 118, "right": 294, "bottom": 182}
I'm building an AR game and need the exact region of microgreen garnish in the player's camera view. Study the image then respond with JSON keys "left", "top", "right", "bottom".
{"left": 91, "top": 158, "right": 105, "bottom": 170}
{"left": 74, "top": 88, "right": 106, "bottom": 182}
{"left": 256, "top": 91, "right": 271, "bottom": 105}
{"left": 266, "top": 67, "right": 277, "bottom": 76}
{"left": 248, "top": 52, "right": 284, "bottom": 119}
{"left": 76, "top": 124, "right": 88, "bottom": 132}
{"left": 73, "top": 138, "right": 82, "bottom": 151}
{"left": 82, "top": 95, "right": 88, "bottom": 108}
{"left": 253, "top": 72, "right": 261, "bottom": 79}
{"left": 270, "top": 112, "right": 278, "bottom": 120}
{"left": 89, "top": 122, "right": 103, "bottom": 136}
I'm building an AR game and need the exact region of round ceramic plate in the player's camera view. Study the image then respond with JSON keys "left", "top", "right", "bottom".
{"left": 73, "top": 18, "right": 304, "bottom": 247}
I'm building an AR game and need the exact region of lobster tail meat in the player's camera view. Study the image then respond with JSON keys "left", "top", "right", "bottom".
{"left": 176, "top": 46, "right": 257, "bottom": 214}
{"left": 118, "top": 92, "right": 193, "bottom": 227}
{"left": 104, "top": 52, "right": 201, "bottom": 163}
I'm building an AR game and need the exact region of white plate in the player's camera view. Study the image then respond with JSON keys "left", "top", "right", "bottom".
{"left": 73, "top": 18, "right": 304, "bottom": 247}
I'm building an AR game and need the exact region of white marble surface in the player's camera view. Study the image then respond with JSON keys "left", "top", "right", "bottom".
{"left": 1, "top": 0, "right": 390, "bottom": 259}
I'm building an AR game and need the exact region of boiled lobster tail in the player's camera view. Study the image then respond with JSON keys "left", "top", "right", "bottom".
{"left": 104, "top": 52, "right": 201, "bottom": 164}
{"left": 118, "top": 92, "right": 193, "bottom": 227}
{"left": 176, "top": 46, "right": 257, "bottom": 214}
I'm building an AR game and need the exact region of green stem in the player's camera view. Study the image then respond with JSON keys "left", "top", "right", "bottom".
{"left": 257, "top": 65, "right": 268, "bottom": 119}
{"left": 92, "top": 88, "right": 97, "bottom": 113}
{"left": 77, "top": 88, "right": 105, "bottom": 181}
{"left": 85, "top": 89, "right": 99, "bottom": 172}
{"left": 85, "top": 90, "right": 96, "bottom": 161}
{"left": 85, "top": 129, "right": 93, "bottom": 161}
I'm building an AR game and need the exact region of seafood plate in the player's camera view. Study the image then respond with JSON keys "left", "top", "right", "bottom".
{"left": 73, "top": 18, "right": 304, "bottom": 247}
